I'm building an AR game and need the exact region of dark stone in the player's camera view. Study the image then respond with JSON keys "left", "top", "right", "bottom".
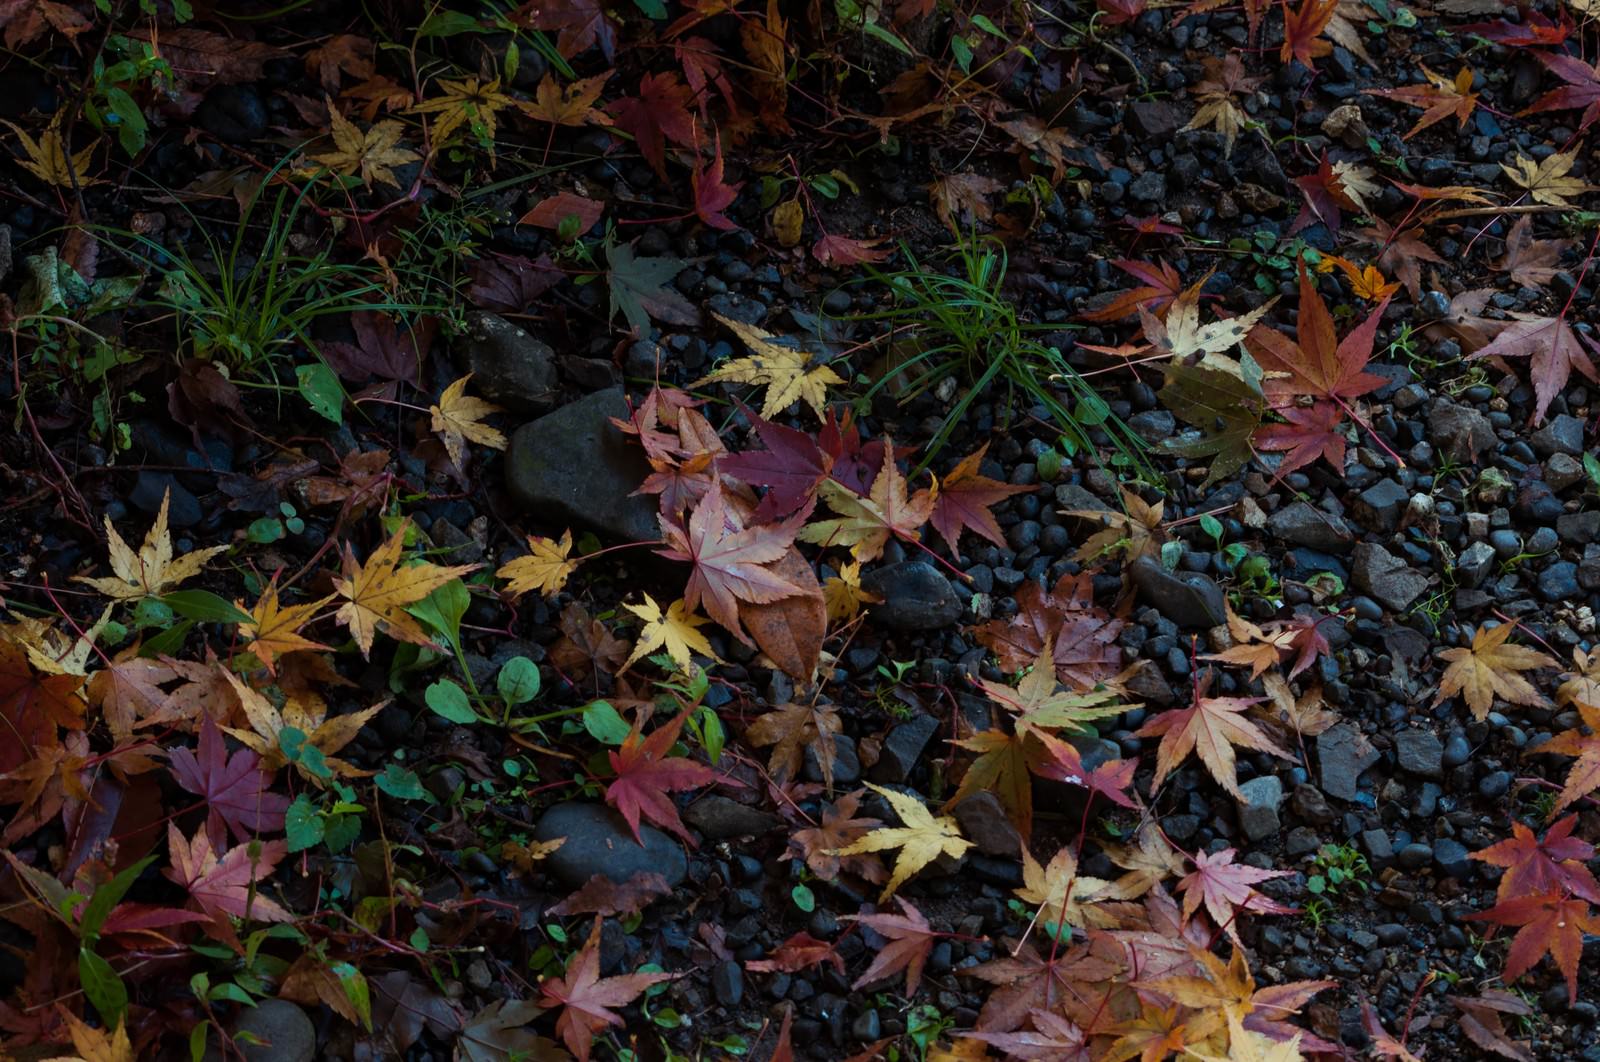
{"left": 533, "top": 802, "right": 687, "bottom": 889}
{"left": 1397, "top": 843, "right": 1432, "bottom": 871}
{"left": 1351, "top": 543, "right": 1429, "bottom": 613}
{"left": 196, "top": 84, "right": 267, "bottom": 143}
{"left": 683, "top": 795, "right": 782, "bottom": 840}
{"left": 1393, "top": 730, "right": 1442, "bottom": 777}
{"left": 1457, "top": 541, "right": 1496, "bottom": 589}
{"left": 1531, "top": 414, "right": 1584, "bottom": 457}
{"left": 712, "top": 960, "right": 744, "bottom": 1006}
{"left": 1266, "top": 501, "right": 1355, "bottom": 552}
{"left": 1540, "top": 561, "right": 1581, "bottom": 602}
{"left": 130, "top": 472, "right": 202, "bottom": 528}
{"left": 459, "top": 310, "right": 558, "bottom": 412}
{"left": 206, "top": 999, "right": 315, "bottom": 1062}
{"left": 1558, "top": 511, "right": 1600, "bottom": 546}
{"left": 1236, "top": 775, "right": 1283, "bottom": 841}
{"left": 1129, "top": 100, "right": 1184, "bottom": 139}
{"left": 860, "top": 562, "right": 964, "bottom": 630}
{"left": 951, "top": 791, "right": 1023, "bottom": 857}
{"left": 804, "top": 735, "right": 861, "bottom": 785}
{"left": 871, "top": 714, "right": 941, "bottom": 783}
{"left": 505, "top": 387, "right": 659, "bottom": 542}
{"left": 1428, "top": 401, "right": 1496, "bottom": 462}
{"left": 1434, "top": 838, "right": 1472, "bottom": 879}
{"left": 1317, "top": 724, "right": 1380, "bottom": 801}
{"left": 1129, "top": 555, "right": 1226, "bottom": 628}
{"left": 1355, "top": 479, "right": 1409, "bottom": 531}
{"left": 1289, "top": 783, "right": 1335, "bottom": 824}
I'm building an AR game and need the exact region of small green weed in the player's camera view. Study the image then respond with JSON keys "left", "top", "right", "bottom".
{"left": 1306, "top": 842, "right": 1371, "bottom": 898}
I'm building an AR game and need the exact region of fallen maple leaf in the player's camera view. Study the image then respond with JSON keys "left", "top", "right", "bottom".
{"left": 1182, "top": 55, "right": 1264, "bottom": 157}
{"left": 164, "top": 821, "right": 292, "bottom": 926}
{"left": 691, "top": 139, "right": 742, "bottom": 231}
{"left": 3, "top": 118, "right": 99, "bottom": 188}
{"left": 813, "top": 233, "right": 892, "bottom": 267}
{"left": 620, "top": 594, "right": 716, "bottom": 672}
{"left": 334, "top": 522, "right": 478, "bottom": 657}
{"left": 607, "top": 242, "right": 699, "bottom": 335}
{"left": 1523, "top": 51, "right": 1600, "bottom": 131}
{"left": 606, "top": 705, "right": 717, "bottom": 844}
{"left": 168, "top": 715, "right": 291, "bottom": 848}
{"left": 1066, "top": 487, "right": 1167, "bottom": 566}
{"left": 520, "top": 191, "right": 604, "bottom": 233}
{"left": 221, "top": 671, "right": 382, "bottom": 781}
{"left": 963, "top": 1008, "right": 1092, "bottom": 1059}
{"left": 0, "top": 0, "right": 90, "bottom": 49}
{"left": 1451, "top": 990, "right": 1535, "bottom": 1062}
{"left": 1466, "top": 889, "right": 1600, "bottom": 1004}
{"left": 1495, "top": 216, "right": 1573, "bottom": 288}
{"left": 409, "top": 76, "right": 515, "bottom": 149}
{"left": 657, "top": 483, "right": 804, "bottom": 640}
{"left": 74, "top": 489, "right": 229, "bottom": 601}
{"left": 538, "top": 917, "right": 677, "bottom": 1062}
{"left": 963, "top": 932, "right": 1122, "bottom": 1033}
{"left": 1191, "top": 1013, "right": 1305, "bottom": 1062}
{"left": 928, "top": 443, "right": 1033, "bottom": 554}
{"left": 718, "top": 412, "right": 834, "bottom": 521}
{"left": 1501, "top": 149, "right": 1595, "bottom": 207}
{"left": 606, "top": 71, "right": 696, "bottom": 178}
{"left": 237, "top": 578, "right": 329, "bottom": 674}
{"left": 49, "top": 1011, "right": 133, "bottom": 1062}
{"left": 930, "top": 172, "right": 1004, "bottom": 232}
{"left": 746, "top": 701, "right": 843, "bottom": 787}
{"left": 1135, "top": 684, "right": 1292, "bottom": 799}
{"left": 798, "top": 441, "right": 935, "bottom": 562}
{"left": 974, "top": 570, "right": 1124, "bottom": 690}
{"left": 1465, "top": 313, "right": 1598, "bottom": 426}
{"left": 842, "top": 896, "right": 941, "bottom": 994}
{"left": 498, "top": 530, "right": 581, "bottom": 600}
{"left": 788, "top": 789, "right": 886, "bottom": 884}
{"left": 457, "top": 999, "right": 561, "bottom": 1062}
{"left": 1247, "top": 262, "right": 1387, "bottom": 405}
{"left": 1159, "top": 359, "right": 1266, "bottom": 487}
{"left": 1253, "top": 400, "right": 1348, "bottom": 476}
{"left": 1470, "top": 814, "right": 1600, "bottom": 903}
{"left": 1178, "top": 846, "right": 1295, "bottom": 943}
{"left": 430, "top": 374, "right": 505, "bottom": 470}
{"left": 1080, "top": 259, "right": 1184, "bottom": 323}
{"left": 693, "top": 314, "right": 844, "bottom": 421}
{"left": 745, "top": 930, "right": 845, "bottom": 975}
{"left": 1030, "top": 729, "right": 1140, "bottom": 810}
{"left": 550, "top": 602, "right": 630, "bottom": 681}
{"left": 1365, "top": 65, "right": 1478, "bottom": 139}
{"left": 834, "top": 782, "right": 973, "bottom": 900}
{"left": 822, "top": 559, "right": 880, "bottom": 623}
{"left": 1432, "top": 621, "right": 1557, "bottom": 721}
{"left": 1539, "top": 698, "right": 1600, "bottom": 816}
{"left": 521, "top": 71, "right": 612, "bottom": 127}
{"left": 313, "top": 97, "right": 418, "bottom": 189}
{"left": 1279, "top": 0, "right": 1337, "bottom": 68}
{"left": 547, "top": 870, "right": 671, "bottom": 916}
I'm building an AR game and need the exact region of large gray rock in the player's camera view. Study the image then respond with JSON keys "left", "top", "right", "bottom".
{"left": 206, "top": 999, "right": 315, "bottom": 1062}
{"left": 1266, "top": 501, "right": 1354, "bottom": 552}
{"left": 533, "top": 801, "right": 687, "bottom": 889}
{"left": 1428, "top": 401, "right": 1496, "bottom": 462}
{"left": 860, "top": 562, "right": 964, "bottom": 630}
{"left": 1130, "top": 556, "right": 1226, "bottom": 628}
{"left": 505, "top": 387, "right": 659, "bottom": 542}
{"left": 1236, "top": 775, "right": 1284, "bottom": 841}
{"left": 1318, "top": 724, "right": 1380, "bottom": 801}
{"left": 951, "top": 791, "right": 1023, "bottom": 857}
{"left": 1352, "top": 543, "right": 1429, "bottom": 612}
{"left": 459, "top": 310, "right": 558, "bottom": 413}
{"left": 1394, "top": 729, "right": 1442, "bottom": 777}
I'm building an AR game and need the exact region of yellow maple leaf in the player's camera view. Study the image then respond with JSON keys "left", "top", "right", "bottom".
{"left": 834, "top": 782, "right": 973, "bottom": 900}
{"left": 333, "top": 521, "right": 479, "bottom": 657}
{"left": 822, "top": 560, "right": 879, "bottom": 622}
{"left": 1188, "top": 1015, "right": 1303, "bottom": 1062}
{"left": 497, "top": 529, "right": 580, "bottom": 599}
{"left": 798, "top": 442, "right": 936, "bottom": 562}
{"left": 521, "top": 72, "right": 612, "bottom": 127}
{"left": 1432, "top": 621, "right": 1557, "bottom": 721}
{"left": 44, "top": 1011, "right": 134, "bottom": 1062}
{"left": 220, "top": 671, "right": 382, "bottom": 781}
{"left": 430, "top": 374, "right": 506, "bottom": 470}
{"left": 621, "top": 594, "right": 716, "bottom": 672}
{"left": 691, "top": 313, "right": 844, "bottom": 420}
{"left": 1015, "top": 843, "right": 1118, "bottom": 930}
{"left": 3, "top": 118, "right": 99, "bottom": 188}
{"left": 312, "top": 97, "right": 419, "bottom": 189}
{"left": 409, "top": 76, "right": 515, "bottom": 149}
{"left": 238, "top": 579, "right": 331, "bottom": 674}
{"left": 73, "top": 489, "right": 229, "bottom": 600}
{"left": 1501, "top": 149, "right": 1595, "bottom": 208}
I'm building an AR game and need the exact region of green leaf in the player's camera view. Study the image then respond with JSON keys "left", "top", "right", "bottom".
{"left": 332, "top": 962, "right": 372, "bottom": 1030}
{"left": 607, "top": 242, "right": 697, "bottom": 337}
{"left": 79, "top": 855, "right": 156, "bottom": 943}
{"left": 791, "top": 883, "right": 815, "bottom": 912}
{"left": 247, "top": 517, "right": 286, "bottom": 543}
{"left": 408, "top": 579, "right": 470, "bottom": 653}
{"left": 425, "top": 679, "right": 477, "bottom": 724}
{"left": 139, "top": 618, "right": 193, "bottom": 657}
{"left": 631, "top": 0, "right": 669, "bottom": 15}
{"left": 161, "top": 590, "right": 253, "bottom": 625}
{"left": 79, "top": 948, "right": 128, "bottom": 1026}
{"left": 861, "top": 20, "right": 911, "bottom": 55}
{"left": 375, "top": 764, "right": 428, "bottom": 801}
{"left": 418, "top": 9, "right": 481, "bottom": 36}
{"left": 497, "top": 656, "right": 541, "bottom": 706}
{"left": 582, "top": 700, "right": 631, "bottom": 745}
{"left": 950, "top": 34, "right": 973, "bottom": 73}
{"left": 324, "top": 813, "right": 361, "bottom": 852}
{"left": 409, "top": 926, "right": 430, "bottom": 952}
{"left": 296, "top": 362, "right": 344, "bottom": 424}
{"left": 286, "top": 794, "right": 323, "bottom": 852}
{"left": 970, "top": 13, "right": 1005, "bottom": 36}
{"left": 190, "top": 1021, "right": 208, "bottom": 1062}
{"left": 696, "top": 706, "right": 725, "bottom": 764}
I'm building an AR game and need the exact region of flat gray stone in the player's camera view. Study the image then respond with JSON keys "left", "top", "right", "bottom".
{"left": 206, "top": 1000, "right": 315, "bottom": 1062}
{"left": 505, "top": 387, "right": 659, "bottom": 543}
{"left": 683, "top": 795, "right": 782, "bottom": 840}
{"left": 951, "top": 791, "right": 1023, "bottom": 858}
{"left": 1130, "top": 555, "right": 1226, "bottom": 628}
{"left": 860, "top": 562, "right": 964, "bottom": 630}
{"left": 1352, "top": 542, "right": 1430, "bottom": 612}
{"left": 1428, "top": 401, "right": 1496, "bottom": 462}
{"left": 1266, "top": 501, "right": 1354, "bottom": 552}
{"left": 1318, "top": 723, "right": 1380, "bottom": 801}
{"left": 1236, "top": 775, "right": 1284, "bottom": 841}
{"left": 459, "top": 310, "right": 557, "bottom": 413}
{"left": 1394, "top": 729, "right": 1442, "bottom": 777}
{"left": 533, "top": 801, "right": 687, "bottom": 889}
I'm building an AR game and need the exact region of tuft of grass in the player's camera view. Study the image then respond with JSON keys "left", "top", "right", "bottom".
{"left": 847, "top": 234, "right": 1154, "bottom": 479}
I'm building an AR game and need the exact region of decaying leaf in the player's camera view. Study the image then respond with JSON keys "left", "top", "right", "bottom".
{"left": 1432, "top": 621, "right": 1557, "bottom": 721}
{"left": 75, "top": 490, "right": 229, "bottom": 601}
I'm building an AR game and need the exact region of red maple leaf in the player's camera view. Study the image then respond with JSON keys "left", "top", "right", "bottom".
{"left": 164, "top": 822, "right": 292, "bottom": 927}
{"left": 1122, "top": 214, "right": 1183, "bottom": 237}
{"left": 607, "top": 72, "right": 696, "bottom": 179}
{"left": 1470, "top": 815, "right": 1600, "bottom": 904}
{"left": 1465, "top": 313, "right": 1599, "bottom": 426}
{"left": 656, "top": 483, "right": 806, "bottom": 638}
{"left": 1095, "top": 0, "right": 1146, "bottom": 25}
{"left": 1177, "top": 846, "right": 1295, "bottom": 943}
{"left": 539, "top": 917, "right": 677, "bottom": 1062}
{"left": 168, "top": 715, "right": 291, "bottom": 849}
{"left": 1029, "top": 729, "right": 1138, "bottom": 809}
{"left": 1278, "top": 612, "right": 1334, "bottom": 679}
{"left": 1459, "top": 6, "right": 1572, "bottom": 48}
{"left": 1467, "top": 889, "right": 1600, "bottom": 1004}
{"left": 320, "top": 310, "right": 435, "bottom": 386}
{"left": 1079, "top": 259, "right": 1184, "bottom": 323}
{"left": 1289, "top": 152, "right": 1360, "bottom": 236}
{"left": 818, "top": 408, "right": 909, "bottom": 494}
{"left": 842, "top": 897, "right": 942, "bottom": 994}
{"left": 516, "top": 0, "right": 617, "bottom": 60}
{"left": 1247, "top": 263, "right": 1388, "bottom": 404}
{"left": 1253, "top": 400, "right": 1346, "bottom": 475}
{"left": 1279, "top": 0, "right": 1337, "bottom": 69}
{"left": 812, "top": 233, "right": 892, "bottom": 267}
{"left": 717, "top": 411, "right": 834, "bottom": 522}
{"left": 1522, "top": 52, "right": 1600, "bottom": 131}
{"left": 928, "top": 442, "right": 1034, "bottom": 554}
{"left": 691, "top": 139, "right": 742, "bottom": 231}
{"left": 745, "top": 930, "right": 847, "bottom": 974}
{"left": 605, "top": 705, "right": 717, "bottom": 844}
